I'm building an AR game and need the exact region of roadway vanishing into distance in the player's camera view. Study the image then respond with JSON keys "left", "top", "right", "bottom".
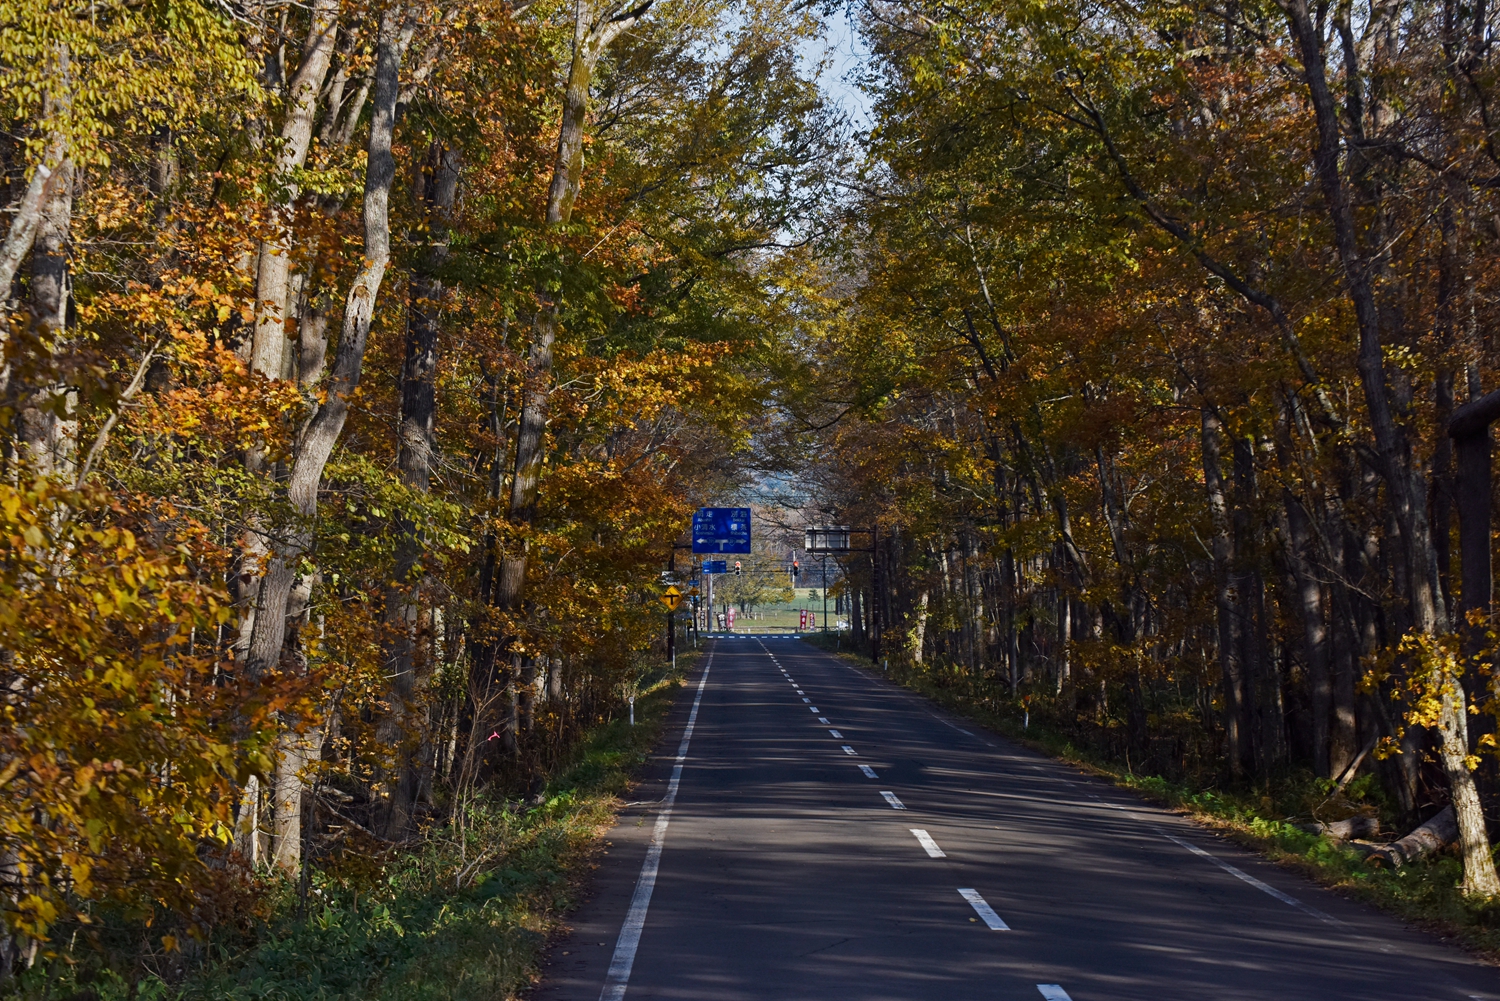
{"left": 534, "top": 638, "right": 1500, "bottom": 1001}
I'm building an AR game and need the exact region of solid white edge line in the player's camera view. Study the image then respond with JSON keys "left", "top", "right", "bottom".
{"left": 598, "top": 651, "right": 714, "bottom": 1001}
{"left": 958, "top": 888, "right": 1009, "bottom": 929}
{"left": 880, "top": 790, "right": 906, "bottom": 810}
{"left": 1164, "top": 835, "right": 1338, "bottom": 925}
{"left": 1036, "top": 986, "right": 1072, "bottom": 1001}
{"left": 911, "top": 828, "right": 946, "bottom": 857}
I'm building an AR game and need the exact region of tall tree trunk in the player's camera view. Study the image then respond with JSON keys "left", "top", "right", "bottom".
{"left": 247, "top": 0, "right": 340, "bottom": 379}
{"left": 11, "top": 45, "right": 75, "bottom": 476}
{"left": 851, "top": 581, "right": 864, "bottom": 649}
{"left": 233, "top": 0, "right": 342, "bottom": 668}
{"left": 1231, "top": 434, "right": 1270, "bottom": 775}
{"left": 377, "top": 142, "right": 460, "bottom": 839}
{"left": 16, "top": 153, "right": 74, "bottom": 476}
{"left": 236, "top": 6, "right": 417, "bottom": 869}
{"left": 494, "top": 0, "right": 653, "bottom": 612}
{"left": 1285, "top": 491, "right": 1331, "bottom": 777}
{"left": 1450, "top": 386, "right": 1499, "bottom": 638}
{"left": 1057, "top": 589, "right": 1071, "bottom": 695}
{"left": 1286, "top": 0, "right": 1498, "bottom": 896}
{"left": 911, "top": 588, "right": 929, "bottom": 664}
{"left": 478, "top": 0, "right": 650, "bottom": 776}
{"left": 1202, "top": 408, "right": 1247, "bottom": 779}
{"left": 0, "top": 133, "right": 67, "bottom": 308}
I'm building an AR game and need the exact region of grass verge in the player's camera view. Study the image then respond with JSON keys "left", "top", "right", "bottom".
{"left": 803, "top": 640, "right": 1500, "bottom": 958}
{"left": 14, "top": 654, "right": 697, "bottom": 1001}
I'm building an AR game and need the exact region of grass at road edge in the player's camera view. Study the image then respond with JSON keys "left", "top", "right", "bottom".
{"left": 18, "top": 653, "right": 699, "bottom": 1001}
{"left": 800, "top": 640, "right": 1500, "bottom": 960}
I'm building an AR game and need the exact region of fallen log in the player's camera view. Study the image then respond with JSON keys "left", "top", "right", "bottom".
{"left": 1367, "top": 806, "right": 1456, "bottom": 868}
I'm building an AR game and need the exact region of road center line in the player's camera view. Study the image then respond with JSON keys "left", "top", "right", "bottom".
{"left": 1164, "top": 835, "right": 1338, "bottom": 925}
{"left": 598, "top": 652, "right": 714, "bottom": 1001}
{"left": 859, "top": 764, "right": 878, "bottom": 778}
{"left": 958, "top": 888, "right": 1008, "bottom": 929}
{"left": 880, "top": 791, "right": 906, "bottom": 810}
{"left": 911, "top": 829, "right": 946, "bottom": 857}
{"left": 1036, "top": 986, "right": 1072, "bottom": 1000}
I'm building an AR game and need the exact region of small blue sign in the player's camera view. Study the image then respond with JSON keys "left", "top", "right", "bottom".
{"left": 692, "top": 507, "right": 751, "bottom": 554}
{"left": 702, "top": 560, "right": 728, "bottom": 574}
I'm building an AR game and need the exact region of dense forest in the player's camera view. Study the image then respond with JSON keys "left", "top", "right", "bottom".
{"left": 0, "top": 0, "right": 838, "bottom": 987}
{"left": 6, "top": 0, "right": 1500, "bottom": 990}
{"left": 808, "top": 0, "right": 1500, "bottom": 900}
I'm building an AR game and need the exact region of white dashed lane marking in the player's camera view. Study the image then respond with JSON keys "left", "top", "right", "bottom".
{"left": 1036, "top": 986, "right": 1072, "bottom": 1000}
{"left": 958, "top": 888, "right": 1009, "bottom": 930}
{"left": 911, "top": 829, "right": 945, "bottom": 857}
{"left": 880, "top": 791, "right": 906, "bottom": 810}
{"left": 858, "top": 765, "right": 878, "bottom": 778}
{"left": 829, "top": 729, "right": 843, "bottom": 738}
{"left": 842, "top": 745, "right": 857, "bottom": 755}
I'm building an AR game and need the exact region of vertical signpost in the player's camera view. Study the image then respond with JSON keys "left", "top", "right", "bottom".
{"left": 660, "top": 585, "right": 682, "bottom": 669}
{"left": 821, "top": 552, "right": 829, "bottom": 632}
{"left": 806, "top": 524, "right": 881, "bottom": 662}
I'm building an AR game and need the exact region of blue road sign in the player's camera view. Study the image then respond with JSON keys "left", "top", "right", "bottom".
{"left": 692, "top": 507, "right": 751, "bottom": 554}
{"left": 702, "top": 560, "right": 728, "bottom": 574}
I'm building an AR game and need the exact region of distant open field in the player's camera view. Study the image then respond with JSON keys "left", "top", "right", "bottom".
{"left": 693, "top": 589, "right": 849, "bottom": 633}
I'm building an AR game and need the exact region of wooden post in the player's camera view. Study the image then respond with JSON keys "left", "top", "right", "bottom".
{"left": 1450, "top": 388, "right": 1500, "bottom": 635}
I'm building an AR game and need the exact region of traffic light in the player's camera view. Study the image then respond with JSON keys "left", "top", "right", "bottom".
{"left": 734, "top": 561, "right": 742, "bottom": 576}
{"left": 791, "top": 559, "right": 800, "bottom": 581}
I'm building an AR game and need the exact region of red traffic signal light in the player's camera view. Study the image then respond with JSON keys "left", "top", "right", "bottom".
{"left": 734, "top": 561, "right": 742, "bottom": 575}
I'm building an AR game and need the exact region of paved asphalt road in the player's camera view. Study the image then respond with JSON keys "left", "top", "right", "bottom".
{"left": 534, "top": 637, "right": 1500, "bottom": 1000}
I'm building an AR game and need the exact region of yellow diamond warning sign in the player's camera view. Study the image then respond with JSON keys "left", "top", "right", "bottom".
{"left": 660, "top": 585, "right": 683, "bottom": 611}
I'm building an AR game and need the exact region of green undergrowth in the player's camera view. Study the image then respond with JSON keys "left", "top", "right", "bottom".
{"left": 14, "top": 655, "right": 696, "bottom": 1001}
{"left": 802, "top": 640, "right": 1500, "bottom": 958}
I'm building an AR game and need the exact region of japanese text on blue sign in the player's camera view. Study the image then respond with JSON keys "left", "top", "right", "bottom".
{"left": 692, "top": 507, "right": 751, "bottom": 554}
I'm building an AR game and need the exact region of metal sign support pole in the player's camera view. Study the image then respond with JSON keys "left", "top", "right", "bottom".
{"left": 667, "top": 548, "right": 676, "bottom": 667}
{"left": 822, "top": 553, "right": 829, "bottom": 633}
{"left": 871, "top": 524, "right": 881, "bottom": 665}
